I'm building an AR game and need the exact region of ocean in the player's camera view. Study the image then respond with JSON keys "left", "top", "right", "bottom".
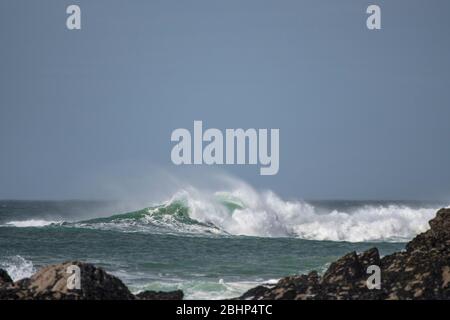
{"left": 0, "top": 186, "right": 447, "bottom": 299}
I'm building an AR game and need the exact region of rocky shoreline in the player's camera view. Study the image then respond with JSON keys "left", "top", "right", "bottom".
{"left": 1, "top": 208, "right": 449, "bottom": 300}
{"left": 238, "top": 208, "right": 450, "bottom": 300}
{"left": 0, "top": 260, "right": 183, "bottom": 300}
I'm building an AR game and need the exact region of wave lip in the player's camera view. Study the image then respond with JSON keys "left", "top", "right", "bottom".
{"left": 68, "top": 187, "right": 441, "bottom": 242}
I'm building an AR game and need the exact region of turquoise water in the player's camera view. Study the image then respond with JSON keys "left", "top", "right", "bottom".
{"left": 0, "top": 197, "right": 444, "bottom": 299}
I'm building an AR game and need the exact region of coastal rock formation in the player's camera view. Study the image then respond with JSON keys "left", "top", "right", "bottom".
{"left": 0, "top": 261, "right": 182, "bottom": 300}
{"left": 238, "top": 208, "right": 450, "bottom": 300}
{"left": 0, "top": 269, "right": 13, "bottom": 285}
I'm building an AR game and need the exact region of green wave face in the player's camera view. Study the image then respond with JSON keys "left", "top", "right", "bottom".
{"left": 71, "top": 195, "right": 247, "bottom": 235}
{"left": 81, "top": 201, "right": 203, "bottom": 225}
{"left": 81, "top": 195, "right": 245, "bottom": 225}
{"left": 80, "top": 209, "right": 150, "bottom": 224}
{"left": 147, "top": 201, "right": 197, "bottom": 225}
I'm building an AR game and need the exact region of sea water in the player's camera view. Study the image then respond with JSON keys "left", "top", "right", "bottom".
{"left": 0, "top": 187, "right": 446, "bottom": 299}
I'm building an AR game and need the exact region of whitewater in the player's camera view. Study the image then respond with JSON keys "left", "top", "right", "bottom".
{"left": 0, "top": 181, "right": 443, "bottom": 242}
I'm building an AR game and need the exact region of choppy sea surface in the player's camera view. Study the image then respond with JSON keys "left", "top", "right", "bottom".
{"left": 0, "top": 187, "right": 447, "bottom": 299}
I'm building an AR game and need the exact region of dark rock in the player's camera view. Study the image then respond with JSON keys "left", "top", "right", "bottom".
{"left": 136, "top": 289, "right": 183, "bottom": 300}
{"left": 0, "top": 261, "right": 184, "bottom": 300}
{"left": 238, "top": 285, "right": 271, "bottom": 300}
{"left": 321, "top": 251, "right": 363, "bottom": 285}
{"left": 358, "top": 247, "right": 380, "bottom": 269}
{"left": 0, "top": 261, "right": 135, "bottom": 300}
{"left": 238, "top": 208, "right": 450, "bottom": 300}
{"left": 0, "top": 269, "right": 13, "bottom": 285}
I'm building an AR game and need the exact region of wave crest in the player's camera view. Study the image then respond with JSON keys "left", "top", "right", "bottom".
{"left": 0, "top": 180, "right": 444, "bottom": 242}
{"left": 70, "top": 183, "right": 440, "bottom": 242}
{"left": 173, "top": 186, "right": 437, "bottom": 242}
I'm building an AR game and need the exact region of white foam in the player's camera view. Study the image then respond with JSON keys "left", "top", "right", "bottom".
{"left": 131, "top": 278, "right": 261, "bottom": 300}
{"left": 264, "top": 278, "right": 280, "bottom": 285}
{"left": 0, "top": 255, "right": 36, "bottom": 281}
{"left": 3, "top": 219, "right": 60, "bottom": 227}
{"left": 164, "top": 180, "right": 443, "bottom": 242}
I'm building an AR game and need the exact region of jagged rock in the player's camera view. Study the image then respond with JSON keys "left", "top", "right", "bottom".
{"left": 238, "top": 208, "right": 450, "bottom": 300}
{"left": 358, "top": 247, "right": 380, "bottom": 269}
{"left": 322, "top": 252, "right": 363, "bottom": 285}
{"left": 239, "top": 285, "right": 271, "bottom": 300}
{"left": 0, "top": 261, "right": 135, "bottom": 300}
{"left": 0, "top": 269, "right": 13, "bottom": 285}
{"left": 0, "top": 261, "right": 184, "bottom": 300}
{"left": 136, "top": 289, "right": 183, "bottom": 300}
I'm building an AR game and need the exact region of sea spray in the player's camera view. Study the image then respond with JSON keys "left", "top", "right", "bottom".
{"left": 0, "top": 255, "right": 36, "bottom": 281}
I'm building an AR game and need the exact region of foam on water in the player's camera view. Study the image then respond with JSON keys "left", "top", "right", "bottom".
{"left": 3, "top": 219, "right": 61, "bottom": 228}
{"left": 130, "top": 278, "right": 263, "bottom": 300}
{"left": 0, "top": 178, "right": 445, "bottom": 242}
{"left": 170, "top": 185, "right": 439, "bottom": 242}
{"left": 0, "top": 255, "right": 36, "bottom": 281}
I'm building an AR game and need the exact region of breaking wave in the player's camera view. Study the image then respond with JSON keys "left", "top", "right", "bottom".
{"left": 0, "top": 180, "right": 444, "bottom": 242}
{"left": 71, "top": 184, "right": 441, "bottom": 242}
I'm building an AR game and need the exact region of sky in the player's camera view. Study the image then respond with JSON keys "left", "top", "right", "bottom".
{"left": 1, "top": 0, "right": 450, "bottom": 201}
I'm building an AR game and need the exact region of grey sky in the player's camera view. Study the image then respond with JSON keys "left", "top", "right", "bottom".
{"left": 1, "top": 0, "right": 450, "bottom": 200}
